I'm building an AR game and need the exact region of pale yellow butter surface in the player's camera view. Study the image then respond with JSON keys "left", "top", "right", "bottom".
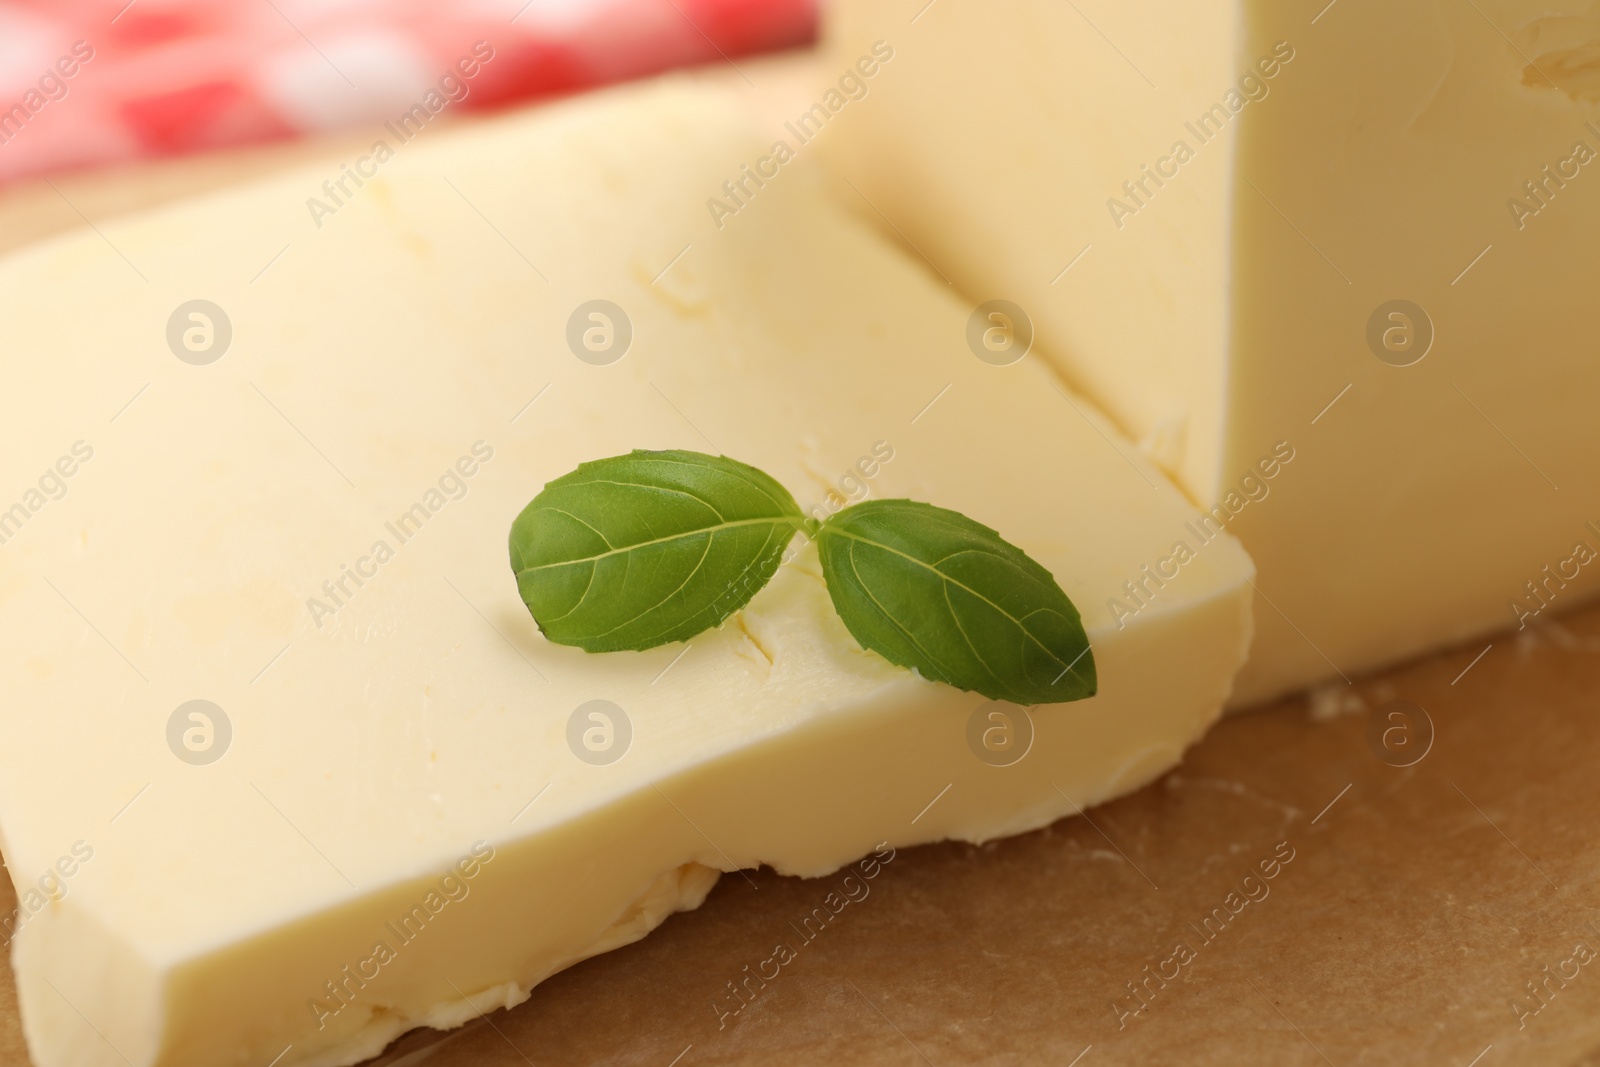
{"left": 0, "top": 81, "right": 1251, "bottom": 1066}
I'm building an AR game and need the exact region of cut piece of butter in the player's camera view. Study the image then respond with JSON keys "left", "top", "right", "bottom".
{"left": 826, "top": 0, "right": 1600, "bottom": 704}
{"left": 0, "top": 80, "right": 1252, "bottom": 1067}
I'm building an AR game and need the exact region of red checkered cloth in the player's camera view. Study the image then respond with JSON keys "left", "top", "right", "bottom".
{"left": 0, "top": 0, "right": 814, "bottom": 184}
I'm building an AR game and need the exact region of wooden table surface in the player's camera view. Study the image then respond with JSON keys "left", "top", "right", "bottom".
{"left": 4, "top": 55, "right": 1598, "bottom": 1067}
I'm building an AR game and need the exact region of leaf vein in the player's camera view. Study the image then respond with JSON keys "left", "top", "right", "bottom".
{"left": 541, "top": 507, "right": 616, "bottom": 551}
{"left": 549, "top": 478, "right": 732, "bottom": 522}
{"left": 844, "top": 540, "right": 963, "bottom": 685}
{"left": 942, "top": 580, "right": 1007, "bottom": 689}
{"left": 516, "top": 516, "right": 801, "bottom": 574}
{"left": 627, "top": 522, "right": 786, "bottom": 646}
{"left": 827, "top": 527, "right": 1074, "bottom": 670}
{"left": 610, "top": 454, "right": 798, "bottom": 517}
{"left": 586, "top": 530, "right": 717, "bottom": 641}
{"left": 542, "top": 562, "right": 599, "bottom": 624}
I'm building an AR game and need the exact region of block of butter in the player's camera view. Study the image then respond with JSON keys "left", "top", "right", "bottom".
{"left": 0, "top": 81, "right": 1251, "bottom": 1066}
{"left": 826, "top": 0, "right": 1600, "bottom": 703}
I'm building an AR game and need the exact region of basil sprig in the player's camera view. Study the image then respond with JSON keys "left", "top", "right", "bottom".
{"left": 510, "top": 449, "right": 1095, "bottom": 704}
{"left": 509, "top": 451, "right": 806, "bottom": 652}
{"left": 815, "top": 500, "right": 1094, "bottom": 705}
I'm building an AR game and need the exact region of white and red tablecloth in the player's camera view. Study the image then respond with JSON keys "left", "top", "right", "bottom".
{"left": 0, "top": 0, "right": 814, "bottom": 184}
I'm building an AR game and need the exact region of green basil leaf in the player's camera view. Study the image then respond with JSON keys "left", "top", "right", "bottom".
{"left": 815, "top": 499, "right": 1095, "bottom": 705}
{"left": 510, "top": 450, "right": 804, "bottom": 651}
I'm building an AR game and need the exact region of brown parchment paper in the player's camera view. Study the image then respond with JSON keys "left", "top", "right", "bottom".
{"left": 5, "top": 50, "right": 1600, "bottom": 1067}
